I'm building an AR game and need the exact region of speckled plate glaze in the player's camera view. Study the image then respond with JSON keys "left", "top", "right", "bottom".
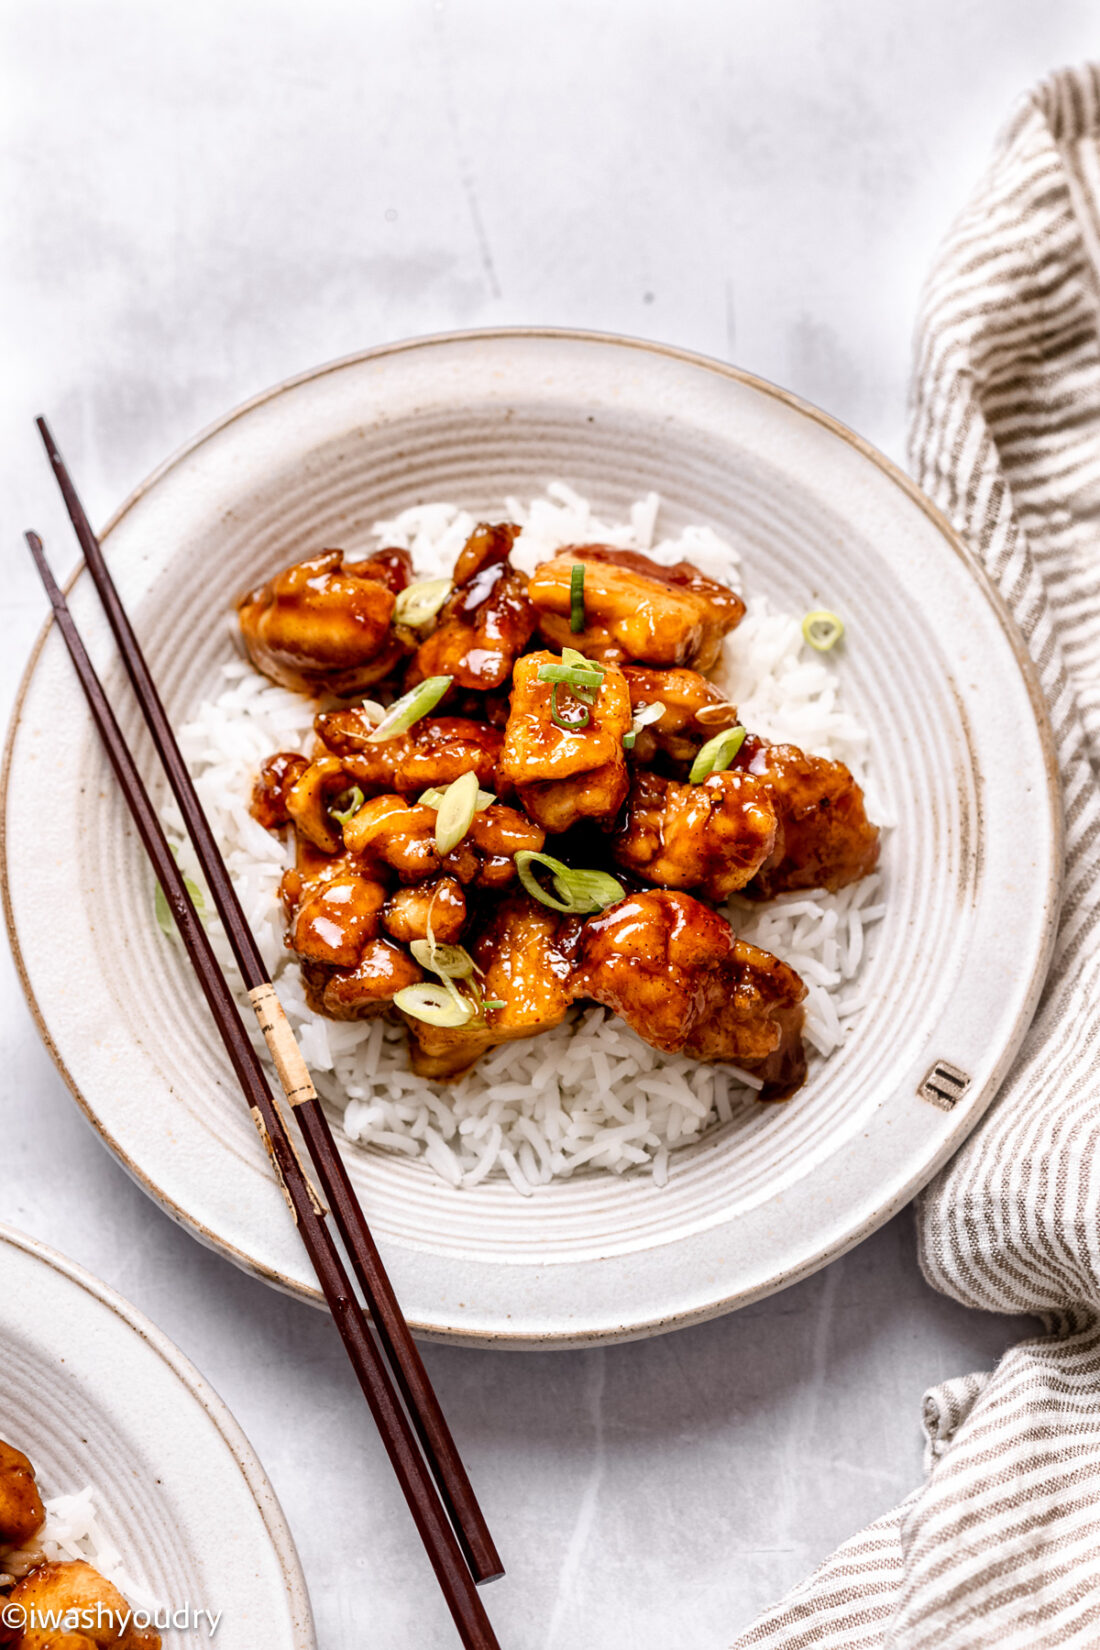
{"left": 0, "top": 1222, "right": 314, "bottom": 1645}
{"left": 2, "top": 330, "right": 1062, "bottom": 1347}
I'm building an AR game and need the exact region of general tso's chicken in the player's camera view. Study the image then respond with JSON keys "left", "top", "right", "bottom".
{"left": 237, "top": 547, "right": 413, "bottom": 696}
{"left": 612, "top": 770, "right": 778, "bottom": 901}
{"left": 406, "top": 523, "right": 537, "bottom": 691}
{"left": 402, "top": 894, "right": 575, "bottom": 1080}
{"left": 498, "top": 650, "right": 633, "bottom": 832}
{"left": 249, "top": 751, "right": 310, "bottom": 830}
{"left": 621, "top": 665, "right": 739, "bottom": 766}
{"left": 0, "top": 1443, "right": 43, "bottom": 1549}
{"left": 342, "top": 795, "right": 545, "bottom": 886}
{"left": 286, "top": 865, "right": 388, "bottom": 967}
{"left": 3, "top": 1562, "right": 160, "bottom": 1649}
{"left": 279, "top": 846, "right": 421, "bottom": 1019}
{"left": 314, "top": 712, "right": 503, "bottom": 797}
{"left": 569, "top": 890, "right": 806, "bottom": 1097}
{"left": 528, "top": 545, "right": 745, "bottom": 671}
{"left": 382, "top": 877, "right": 467, "bottom": 945}
{"left": 740, "top": 737, "right": 880, "bottom": 896}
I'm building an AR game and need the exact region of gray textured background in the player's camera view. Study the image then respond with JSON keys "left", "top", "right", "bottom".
{"left": 2, "top": 3, "right": 1090, "bottom": 1645}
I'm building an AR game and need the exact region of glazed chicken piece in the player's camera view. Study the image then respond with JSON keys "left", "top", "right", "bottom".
{"left": 382, "top": 877, "right": 467, "bottom": 945}
{"left": 314, "top": 712, "right": 503, "bottom": 798}
{"left": 342, "top": 794, "right": 545, "bottom": 887}
{"left": 3, "top": 1560, "right": 160, "bottom": 1649}
{"left": 278, "top": 844, "right": 421, "bottom": 1019}
{"left": 406, "top": 523, "right": 537, "bottom": 691}
{"left": 249, "top": 751, "right": 310, "bottom": 830}
{"left": 402, "top": 894, "right": 575, "bottom": 1080}
{"left": 569, "top": 889, "right": 807, "bottom": 1097}
{"left": 740, "top": 737, "right": 880, "bottom": 896}
{"left": 621, "top": 665, "right": 739, "bottom": 766}
{"left": 528, "top": 545, "right": 745, "bottom": 671}
{"left": 498, "top": 651, "right": 633, "bottom": 832}
{"left": 237, "top": 546, "right": 413, "bottom": 696}
{"left": 612, "top": 769, "right": 778, "bottom": 901}
{"left": 0, "top": 1442, "right": 43, "bottom": 1548}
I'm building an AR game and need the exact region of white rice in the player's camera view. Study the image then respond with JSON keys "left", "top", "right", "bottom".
{"left": 165, "top": 485, "right": 887, "bottom": 1194}
{"left": 0, "top": 1484, "right": 154, "bottom": 1605}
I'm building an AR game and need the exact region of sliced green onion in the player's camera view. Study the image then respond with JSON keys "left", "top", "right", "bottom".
{"left": 550, "top": 682, "right": 590, "bottom": 731}
{"left": 393, "top": 577, "right": 452, "bottom": 631}
{"left": 569, "top": 563, "right": 586, "bottom": 632}
{"left": 624, "top": 699, "right": 666, "bottom": 750}
{"left": 801, "top": 610, "right": 845, "bottom": 652}
{"left": 365, "top": 675, "right": 452, "bottom": 743}
{"left": 536, "top": 662, "right": 606, "bottom": 691}
{"left": 418, "top": 785, "right": 495, "bottom": 811}
{"left": 330, "top": 785, "right": 365, "bottom": 826}
{"left": 410, "top": 939, "right": 476, "bottom": 979}
{"left": 394, "top": 983, "right": 473, "bottom": 1027}
{"left": 688, "top": 724, "right": 747, "bottom": 784}
{"left": 433, "top": 770, "right": 480, "bottom": 855}
{"left": 561, "top": 646, "right": 605, "bottom": 674}
{"left": 155, "top": 845, "right": 206, "bottom": 936}
{"left": 483, "top": 999, "right": 505, "bottom": 1011}
{"left": 515, "top": 849, "right": 625, "bottom": 915}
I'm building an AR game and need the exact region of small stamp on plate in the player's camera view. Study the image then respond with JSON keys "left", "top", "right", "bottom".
{"left": 919, "top": 1060, "right": 972, "bottom": 1110}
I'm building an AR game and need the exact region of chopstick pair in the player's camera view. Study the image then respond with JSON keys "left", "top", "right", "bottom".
{"left": 27, "top": 421, "right": 504, "bottom": 1650}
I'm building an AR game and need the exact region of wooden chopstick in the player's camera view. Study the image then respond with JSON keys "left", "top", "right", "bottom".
{"left": 23, "top": 530, "right": 503, "bottom": 1650}
{"left": 35, "top": 418, "right": 503, "bottom": 1589}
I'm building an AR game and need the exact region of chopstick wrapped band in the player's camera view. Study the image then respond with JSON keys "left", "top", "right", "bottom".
{"left": 24, "top": 513, "right": 502, "bottom": 1648}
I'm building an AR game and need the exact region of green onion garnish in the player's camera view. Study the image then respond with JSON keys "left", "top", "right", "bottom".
{"left": 155, "top": 845, "right": 206, "bottom": 936}
{"left": 330, "top": 785, "right": 365, "bottom": 826}
{"left": 561, "top": 646, "right": 604, "bottom": 675}
{"left": 394, "top": 983, "right": 474, "bottom": 1027}
{"left": 393, "top": 577, "right": 452, "bottom": 631}
{"left": 515, "top": 849, "right": 625, "bottom": 914}
{"left": 569, "top": 563, "right": 586, "bottom": 632}
{"left": 483, "top": 999, "right": 505, "bottom": 1011}
{"left": 801, "top": 610, "right": 845, "bottom": 652}
{"left": 433, "top": 770, "right": 481, "bottom": 855}
{"left": 624, "top": 699, "right": 666, "bottom": 751}
{"left": 410, "top": 939, "right": 476, "bottom": 979}
{"left": 688, "top": 724, "right": 747, "bottom": 784}
{"left": 536, "top": 662, "right": 605, "bottom": 691}
{"left": 365, "top": 675, "right": 452, "bottom": 743}
{"left": 549, "top": 682, "right": 590, "bottom": 730}
{"left": 418, "top": 784, "right": 495, "bottom": 811}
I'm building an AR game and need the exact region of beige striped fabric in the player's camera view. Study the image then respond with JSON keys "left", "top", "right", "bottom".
{"left": 734, "top": 64, "right": 1100, "bottom": 1649}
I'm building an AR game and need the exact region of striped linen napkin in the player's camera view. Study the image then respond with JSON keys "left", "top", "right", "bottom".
{"left": 734, "top": 64, "right": 1100, "bottom": 1650}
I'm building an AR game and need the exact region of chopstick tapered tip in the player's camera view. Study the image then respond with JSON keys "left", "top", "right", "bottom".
{"left": 24, "top": 529, "right": 44, "bottom": 555}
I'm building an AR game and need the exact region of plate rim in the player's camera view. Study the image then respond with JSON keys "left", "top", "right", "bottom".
{"left": 1, "top": 326, "right": 1065, "bottom": 1344}
{"left": 0, "top": 1219, "right": 315, "bottom": 1643}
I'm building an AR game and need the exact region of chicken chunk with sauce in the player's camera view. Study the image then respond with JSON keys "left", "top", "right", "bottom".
{"left": 621, "top": 665, "right": 739, "bottom": 766}
{"left": 342, "top": 794, "right": 545, "bottom": 887}
{"left": 278, "top": 844, "right": 420, "bottom": 1020}
{"left": 740, "top": 737, "right": 880, "bottom": 896}
{"left": 3, "top": 1560, "right": 160, "bottom": 1650}
{"left": 406, "top": 523, "right": 536, "bottom": 691}
{"left": 402, "top": 894, "right": 575, "bottom": 1080}
{"left": 237, "top": 547, "right": 413, "bottom": 696}
{"left": 0, "top": 1443, "right": 43, "bottom": 1549}
{"left": 314, "top": 712, "right": 503, "bottom": 797}
{"left": 569, "top": 889, "right": 806, "bottom": 1097}
{"left": 528, "top": 546, "right": 744, "bottom": 671}
{"left": 612, "top": 769, "right": 778, "bottom": 900}
{"left": 498, "top": 650, "right": 632, "bottom": 832}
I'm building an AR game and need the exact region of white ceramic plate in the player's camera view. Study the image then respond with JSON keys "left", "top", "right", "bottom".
{"left": 2, "top": 330, "right": 1062, "bottom": 1347}
{"left": 0, "top": 1222, "right": 313, "bottom": 1645}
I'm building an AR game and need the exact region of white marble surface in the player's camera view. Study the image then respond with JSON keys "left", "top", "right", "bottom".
{"left": 0, "top": 2, "right": 1086, "bottom": 1644}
